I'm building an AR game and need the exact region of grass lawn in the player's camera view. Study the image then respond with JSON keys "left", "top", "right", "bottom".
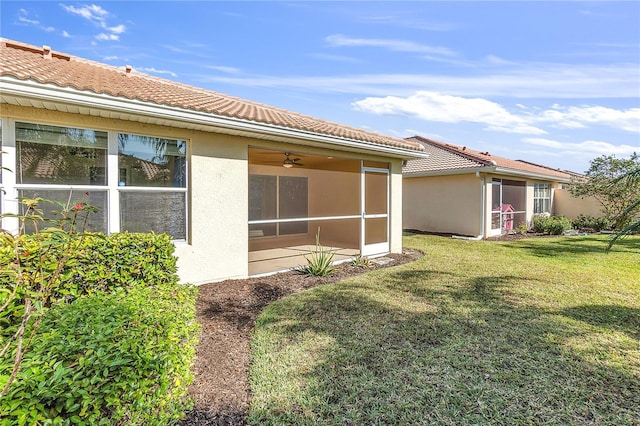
{"left": 248, "top": 234, "right": 640, "bottom": 425}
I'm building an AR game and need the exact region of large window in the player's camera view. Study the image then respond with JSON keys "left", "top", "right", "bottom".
{"left": 3, "top": 121, "right": 188, "bottom": 240}
{"left": 534, "top": 183, "right": 551, "bottom": 214}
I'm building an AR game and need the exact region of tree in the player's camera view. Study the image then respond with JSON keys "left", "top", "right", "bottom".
{"left": 607, "top": 165, "right": 640, "bottom": 250}
{"left": 570, "top": 153, "right": 640, "bottom": 228}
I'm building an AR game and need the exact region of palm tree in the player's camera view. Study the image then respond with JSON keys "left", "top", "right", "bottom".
{"left": 607, "top": 166, "right": 640, "bottom": 251}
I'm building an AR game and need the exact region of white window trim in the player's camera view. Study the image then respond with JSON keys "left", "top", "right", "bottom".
{"left": 533, "top": 183, "right": 551, "bottom": 214}
{"left": 0, "top": 119, "right": 189, "bottom": 241}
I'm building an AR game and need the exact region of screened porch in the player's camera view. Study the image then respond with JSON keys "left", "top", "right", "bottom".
{"left": 248, "top": 148, "right": 389, "bottom": 276}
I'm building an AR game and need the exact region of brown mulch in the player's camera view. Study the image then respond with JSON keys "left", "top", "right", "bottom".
{"left": 180, "top": 249, "right": 423, "bottom": 426}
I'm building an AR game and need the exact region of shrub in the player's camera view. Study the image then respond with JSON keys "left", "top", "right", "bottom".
{"left": 572, "top": 214, "right": 612, "bottom": 232}
{"left": 350, "top": 255, "right": 371, "bottom": 268}
{"left": 1, "top": 231, "right": 199, "bottom": 424}
{"left": 514, "top": 222, "right": 529, "bottom": 235}
{"left": 0, "top": 282, "right": 199, "bottom": 425}
{"left": 296, "top": 228, "right": 335, "bottom": 277}
{"left": 1, "top": 232, "right": 179, "bottom": 305}
{"left": 532, "top": 215, "right": 573, "bottom": 235}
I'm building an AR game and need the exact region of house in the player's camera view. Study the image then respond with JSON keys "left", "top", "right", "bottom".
{"left": 402, "top": 136, "right": 573, "bottom": 239}
{"left": 0, "top": 38, "right": 426, "bottom": 283}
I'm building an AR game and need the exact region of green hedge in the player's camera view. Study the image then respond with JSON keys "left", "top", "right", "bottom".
{"left": 0, "top": 231, "right": 180, "bottom": 301}
{"left": 0, "top": 233, "right": 199, "bottom": 425}
{"left": 532, "top": 215, "right": 573, "bottom": 235}
{"left": 572, "top": 214, "right": 612, "bottom": 232}
{"left": 1, "top": 232, "right": 180, "bottom": 336}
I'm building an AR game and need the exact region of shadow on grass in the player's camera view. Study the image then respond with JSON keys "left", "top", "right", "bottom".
{"left": 504, "top": 235, "right": 640, "bottom": 258}
{"left": 558, "top": 304, "right": 640, "bottom": 340}
{"left": 249, "top": 269, "right": 640, "bottom": 425}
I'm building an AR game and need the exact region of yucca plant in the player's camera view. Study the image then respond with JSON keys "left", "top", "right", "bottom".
{"left": 296, "top": 228, "right": 335, "bottom": 277}
{"left": 350, "top": 254, "right": 371, "bottom": 268}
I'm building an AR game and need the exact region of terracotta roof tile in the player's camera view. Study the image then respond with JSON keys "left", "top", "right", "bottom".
{"left": 404, "top": 136, "right": 572, "bottom": 180}
{"left": 0, "top": 38, "right": 423, "bottom": 153}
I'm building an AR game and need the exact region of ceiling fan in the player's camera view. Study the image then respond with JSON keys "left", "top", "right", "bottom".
{"left": 283, "top": 152, "right": 304, "bottom": 168}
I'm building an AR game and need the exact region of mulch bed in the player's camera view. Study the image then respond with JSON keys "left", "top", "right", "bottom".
{"left": 180, "top": 249, "right": 422, "bottom": 425}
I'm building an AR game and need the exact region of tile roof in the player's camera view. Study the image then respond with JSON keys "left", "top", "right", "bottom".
{"left": 0, "top": 38, "right": 423, "bottom": 153}
{"left": 404, "top": 136, "right": 572, "bottom": 180}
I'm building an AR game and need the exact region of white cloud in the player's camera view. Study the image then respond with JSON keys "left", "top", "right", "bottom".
{"left": 61, "top": 4, "right": 125, "bottom": 41}
{"left": 538, "top": 105, "right": 640, "bottom": 133}
{"left": 62, "top": 30, "right": 71, "bottom": 38}
{"left": 140, "top": 67, "right": 178, "bottom": 78}
{"left": 61, "top": 4, "right": 108, "bottom": 23}
{"left": 196, "top": 62, "right": 638, "bottom": 99}
{"left": 309, "top": 53, "right": 361, "bottom": 63}
{"left": 205, "top": 65, "right": 241, "bottom": 74}
{"left": 353, "top": 91, "right": 547, "bottom": 135}
{"left": 17, "top": 9, "right": 55, "bottom": 32}
{"left": 352, "top": 90, "right": 640, "bottom": 135}
{"left": 523, "top": 138, "right": 639, "bottom": 156}
{"left": 18, "top": 16, "right": 39, "bottom": 25}
{"left": 108, "top": 24, "right": 126, "bottom": 34}
{"left": 358, "top": 14, "right": 457, "bottom": 31}
{"left": 95, "top": 33, "right": 119, "bottom": 41}
{"left": 325, "top": 34, "right": 456, "bottom": 57}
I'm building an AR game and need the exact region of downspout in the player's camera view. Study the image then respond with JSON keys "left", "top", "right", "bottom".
{"left": 480, "top": 173, "right": 485, "bottom": 238}
{"left": 451, "top": 171, "right": 485, "bottom": 241}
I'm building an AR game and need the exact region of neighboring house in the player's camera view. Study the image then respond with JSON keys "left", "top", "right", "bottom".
{"left": 403, "top": 136, "right": 572, "bottom": 239}
{"left": 0, "top": 38, "right": 426, "bottom": 283}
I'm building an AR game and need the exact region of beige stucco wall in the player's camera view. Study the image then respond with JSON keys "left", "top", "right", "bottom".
{"left": 554, "top": 189, "right": 603, "bottom": 219}
{"left": 2, "top": 104, "right": 405, "bottom": 283}
{"left": 404, "top": 173, "right": 483, "bottom": 237}
{"left": 389, "top": 159, "right": 404, "bottom": 253}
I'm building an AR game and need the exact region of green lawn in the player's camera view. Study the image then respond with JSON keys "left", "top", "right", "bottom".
{"left": 248, "top": 234, "right": 640, "bottom": 425}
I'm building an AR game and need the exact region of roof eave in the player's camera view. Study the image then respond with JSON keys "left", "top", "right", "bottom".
{"left": 493, "top": 166, "right": 572, "bottom": 183}
{"left": 403, "top": 165, "right": 571, "bottom": 182}
{"left": 403, "top": 166, "right": 494, "bottom": 177}
{"left": 0, "top": 76, "right": 426, "bottom": 159}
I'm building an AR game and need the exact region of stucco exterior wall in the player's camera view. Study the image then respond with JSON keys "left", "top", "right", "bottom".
{"left": 403, "top": 173, "right": 482, "bottom": 237}
{"left": 179, "top": 133, "right": 249, "bottom": 284}
{"left": 389, "top": 159, "right": 404, "bottom": 253}
{"left": 2, "top": 104, "right": 406, "bottom": 284}
{"left": 1, "top": 104, "right": 251, "bottom": 284}
{"left": 554, "top": 189, "right": 603, "bottom": 219}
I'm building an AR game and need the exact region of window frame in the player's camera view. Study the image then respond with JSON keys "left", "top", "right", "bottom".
{"left": 1, "top": 119, "right": 189, "bottom": 241}
{"left": 533, "top": 183, "right": 551, "bottom": 214}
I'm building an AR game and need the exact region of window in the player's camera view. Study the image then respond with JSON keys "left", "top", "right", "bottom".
{"left": 248, "top": 174, "right": 308, "bottom": 238}
{"left": 15, "top": 122, "right": 109, "bottom": 233}
{"left": 16, "top": 122, "right": 108, "bottom": 185}
{"left": 3, "top": 122, "right": 188, "bottom": 240}
{"left": 117, "top": 133, "right": 187, "bottom": 239}
{"left": 534, "top": 183, "right": 551, "bottom": 214}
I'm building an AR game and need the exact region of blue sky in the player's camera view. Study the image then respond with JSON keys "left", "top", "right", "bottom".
{"left": 1, "top": 1, "right": 639, "bottom": 174}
